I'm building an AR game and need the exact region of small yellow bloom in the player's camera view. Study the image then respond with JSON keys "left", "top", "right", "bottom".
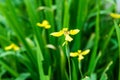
{"left": 5, "top": 43, "right": 20, "bottom": 51}
{"left": 50, "top": 28, "right": 80, "bottom": 43}
{"left": 37, "top": 20, "right": 51, "bottom": 29}
{"left": 110, "top": 13, "right": 120, "bottom": 19}
{"left": 70, "top": 49, "right": 90, "bottom": 62}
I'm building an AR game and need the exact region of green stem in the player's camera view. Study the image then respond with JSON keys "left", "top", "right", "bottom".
{"left": 78, "top": 63, "right": 83, "bottom": 78}
{"left": 102, "top": 26, "right": 115, "bottom": 53}
{"left": 65, "top": 44, "right": 71, "bottom": 80}
{"left": 100, "top": 61, "right": 113, "bottom": 80}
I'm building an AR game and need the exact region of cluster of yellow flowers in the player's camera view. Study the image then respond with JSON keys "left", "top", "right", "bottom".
{"left": 4, "top": 12, "right": 119, "bottom": 61}
{"left": 37, "top": 20, "right": 80, "bottom": 45}
{"left": 5, "top": 12, "right": 120, "bottom": 60}
{"left": 36, "top": 20, "right": 90, "bottom": 61}
{"left": 4, "top": 20, "right": 90, "bottom": 61}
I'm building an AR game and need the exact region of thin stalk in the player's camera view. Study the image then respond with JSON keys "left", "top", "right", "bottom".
{"left": 102, "top": 25, "right": 115, "bottom": 53}
{"left": 59, "top": 46, "right": 66, "bottom": 80}
{"left": 71, "top": 59, "right": 78, "bottom": 80}
{"left": 65, "top": 44, "right": 71, "bottom": 80}
{"left": 78, "top": 63, "right": 83, "bottom": 78}
{"left": 100, "top": 61, "right": 113, "bottom": 80}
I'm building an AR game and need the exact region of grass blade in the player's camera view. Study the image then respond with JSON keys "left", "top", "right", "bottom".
{"left": 0, "top": 60, "right": 19, "bottom": 77}
{"left": 88, "top": 0, "right": 100, "bottom": 74}
{"left": 114, "top": 20, "right": 120, "bottom": 80}
{"left": 72, "top": 0, "right": 89, "bottom": 50}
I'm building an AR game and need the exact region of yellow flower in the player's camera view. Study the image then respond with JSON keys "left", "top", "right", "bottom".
{"left": 37, "top": 20, "right": 51, "bottom": 29}
{"left": 70, "top": 49, "right": 90, "bottom": 62}
{"left": 110, "top": 13, "right": 120, "bottom": 19}
{"left": 5, "top": 43, "right": 20, "bottom": 51}
{"left": 50, "top": 28, "right": 80, "bottom": 43}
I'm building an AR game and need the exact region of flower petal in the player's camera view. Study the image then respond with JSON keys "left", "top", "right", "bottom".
{"left": 65, "top": 34, "right": 73, "bottom": 42}
{"left": 70, "top": 52, "right": 79, "bottom": 57}
{"left": 46, "top": 44, "right": 56, "bottom": 50}
{"left": 5, "top": 44, "right": 13, "bottom": 50}
{"left": 37, "top": 20, "right": 51, "bottom": 29}
{"left": 81, "top": 49, "right": 90, "bottom": 55}
{"left": 110, "top": 13, "right": 120, "bottom": 19}
{"left": 70, "top": 29, "right": 80, "bottom": 35}
{"left": 50, "top": 31, "right": 63, "bottom": 37}
{"left": 62, "top": 28, "right": 68, "bottom": 31}
{"left": 45, "top": 25, "right": 51, "bottom": 29}
{"left": 13, "top": 46, "right": 20, "bottom": 51}
{"left": 42, "top": 20, "right": 49, "bottom": 25}
{"left": 78, "top": 50, "right": 82, "bottom": 53}
{"left": 36, "top": 23, "right": 43, "bottom": 27}
{"left": 78, "top": 55, "right": 84, "bottom": 61}
{"left": 5, "top": 43, "right": 20, "bottom": 51}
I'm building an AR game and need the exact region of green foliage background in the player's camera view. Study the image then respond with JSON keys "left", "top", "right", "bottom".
{"left": 0, "top": 0, "right": 120, "bottom": 80}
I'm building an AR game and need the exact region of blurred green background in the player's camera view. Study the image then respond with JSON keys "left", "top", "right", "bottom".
{"left": 0, "top": 0, "right": 120, "bottom": 80}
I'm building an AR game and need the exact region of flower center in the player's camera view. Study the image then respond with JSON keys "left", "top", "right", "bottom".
{"left": 64, "top": 31, "right": 69, "bottom": 35}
